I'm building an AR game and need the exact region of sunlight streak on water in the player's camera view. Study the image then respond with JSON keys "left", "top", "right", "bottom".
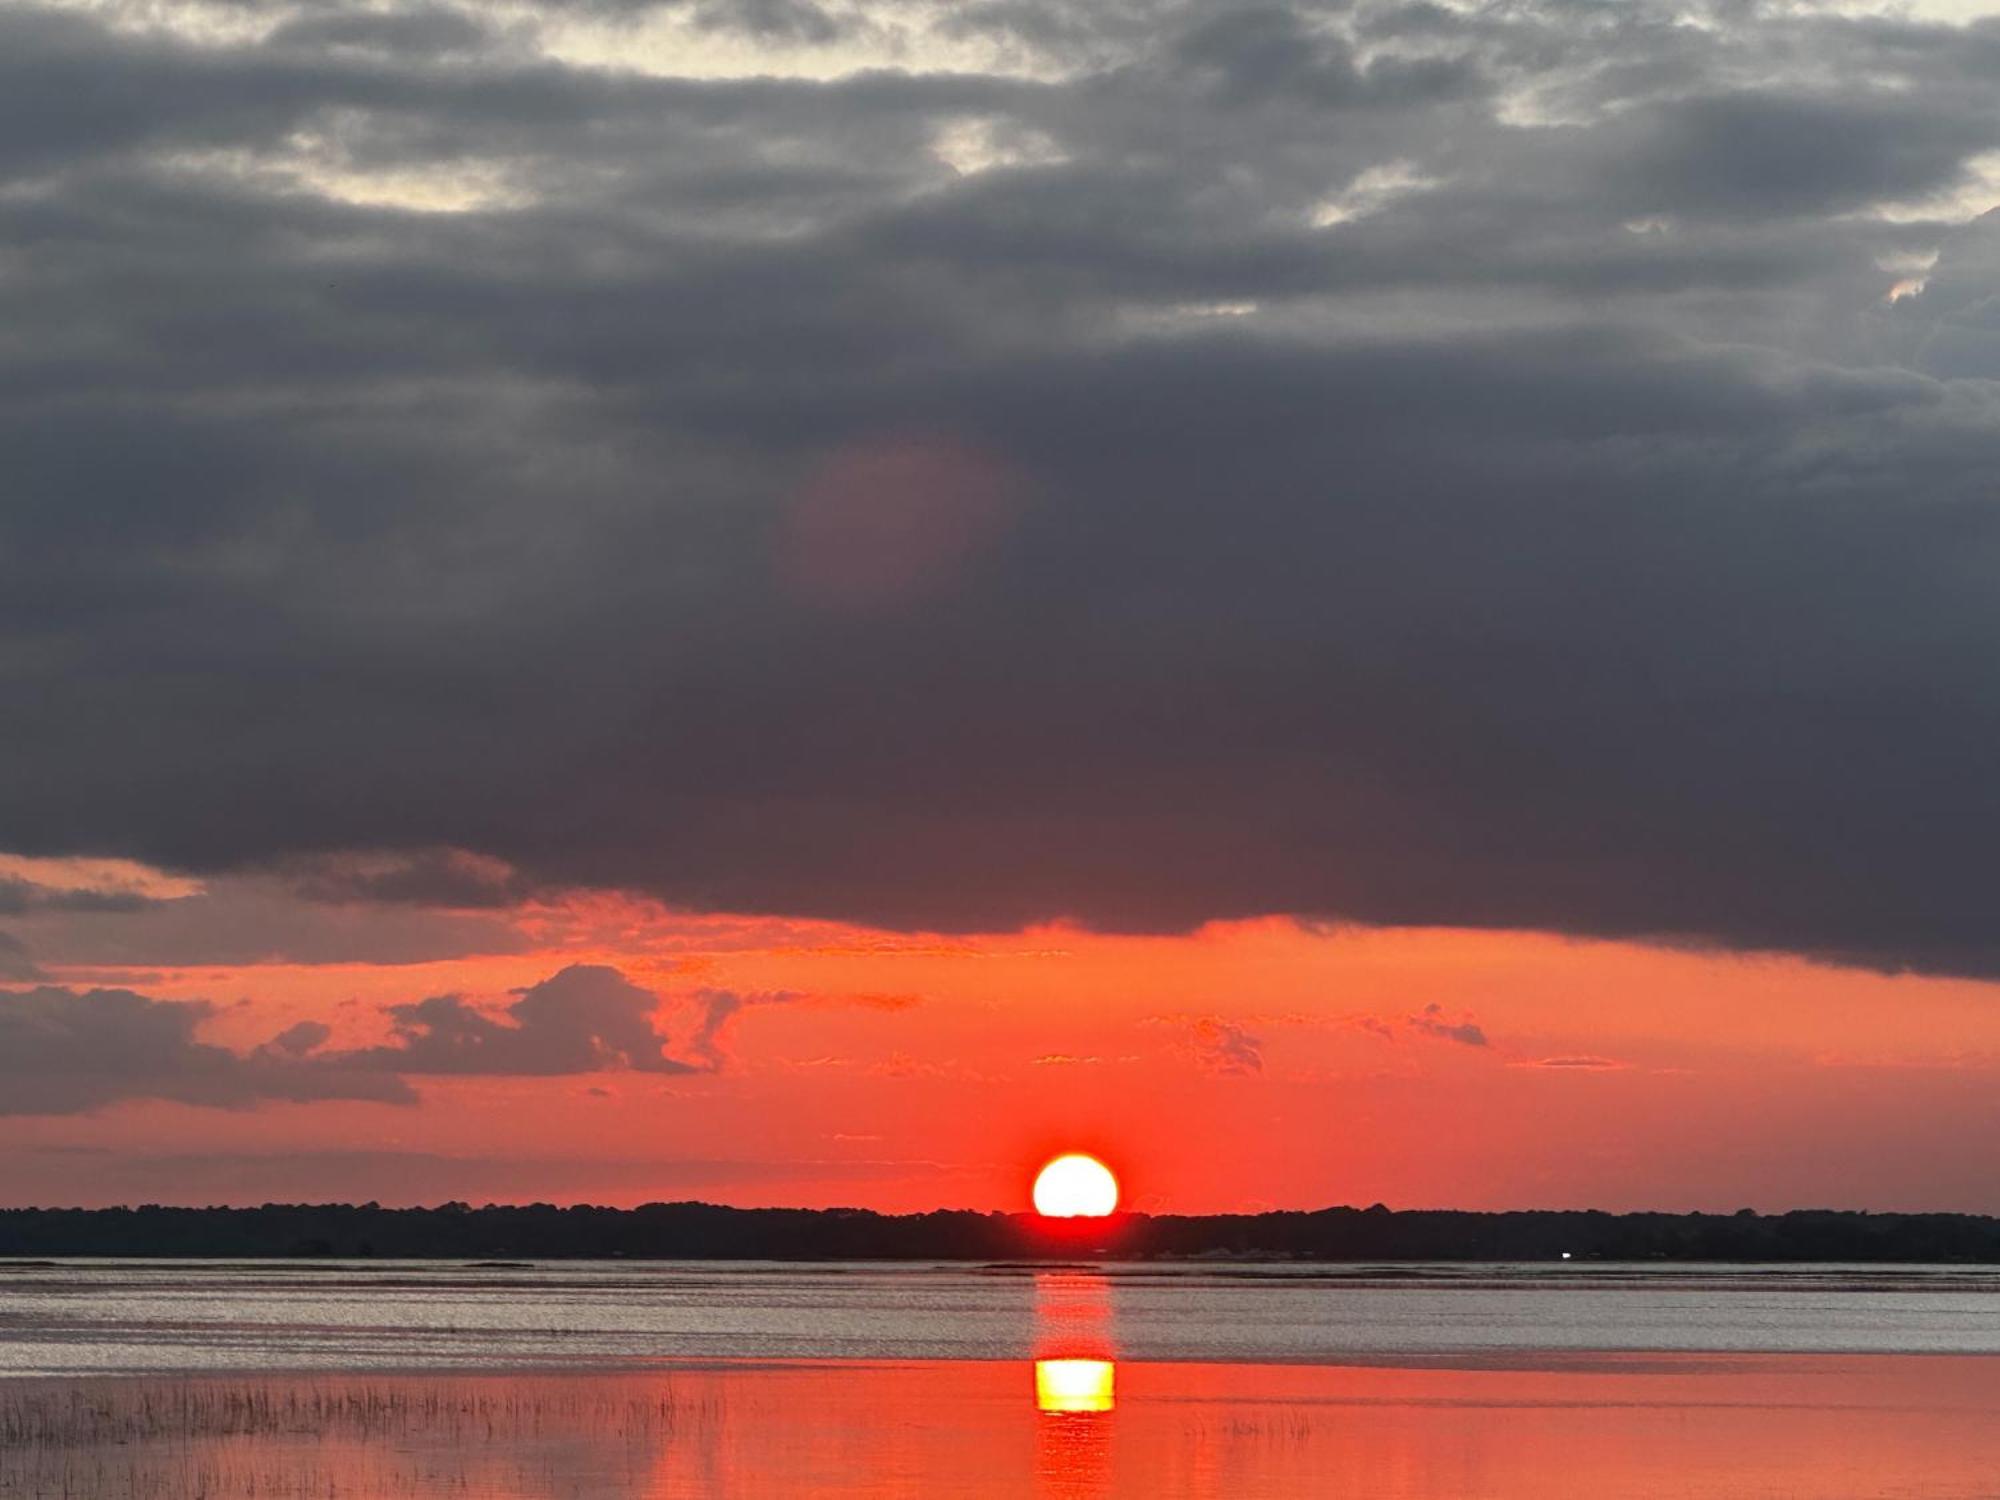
{"left": 1036, "top": 1358, "right": 1116, "bottom": 1413}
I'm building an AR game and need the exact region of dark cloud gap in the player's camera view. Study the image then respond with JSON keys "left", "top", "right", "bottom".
{"left": 4, "top": 0, "right": 2000, "bottom": 974}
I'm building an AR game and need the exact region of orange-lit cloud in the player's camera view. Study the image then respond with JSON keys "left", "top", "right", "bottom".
{"left": 8, "top": 886, "right": 2000, "bottom": 1213}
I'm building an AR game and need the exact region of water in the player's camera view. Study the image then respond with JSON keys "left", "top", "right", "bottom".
{"left": 4, "top": 1259, "right": 2000, "bottom": 1496}
{"left": 4, "top": 1259, "right": 2000, "bottom": 1375}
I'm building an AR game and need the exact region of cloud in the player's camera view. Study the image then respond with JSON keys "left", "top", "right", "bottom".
{"left": 0, "top": 930, "right": 47, "bottom": 982}
{"left": 680, "top": 0, "right": 848, "bottom": 44}
{"left": 332, "top": 969, "right": 827, "bottom": 1076}
{"left": 0, "top": 864, "right": 532, "bottom": 968}
{"left": 829, "top": 992, "right": 926, "bottom": 1012}
{"left": 1525, "top": 1055, "right": 1631, "bottom": 1071}
{"left": 1406, "top": 1004, "right": 1488, "bottom": 1049}
{"left": 1189, "top": 1016, "right": 1263, "bottom": 1075}
{"left": 346, "top": 964, "right": 701, "bottom": 1075}
{"left": 681, "top": 987, "right": 801, "bottom": 1071}
{"left": 265, "top": 848, "right": 531, "bottom": 909}
{"left": 0, "top": 987, "right": 413, "bottom": 1116}
{"left": 0, "top": 855, "right": 197, "bottom": 915}
{"left": 0, "top": 964, "right": 903, "bottom": 1115}
{"left": 6, "top": 0, "right": 2000, "bottom": 977}
{"left": 259, "top": 1019, "right": 332, "bottom": 1057}
{"left": 1356, "top": 1004, "right": 1490, "bottom": 1049}
{"left": 0, "top": 878, "right": 153, "bottom": 915}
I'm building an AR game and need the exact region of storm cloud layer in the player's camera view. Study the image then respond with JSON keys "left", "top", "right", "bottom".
{"left": 8, "top": 0, "right": 2000, "bottom": 974}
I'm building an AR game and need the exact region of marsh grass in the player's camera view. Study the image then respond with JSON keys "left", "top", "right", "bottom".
{"left": 0, "top": 1374, "right": 703, "bottom": 1498}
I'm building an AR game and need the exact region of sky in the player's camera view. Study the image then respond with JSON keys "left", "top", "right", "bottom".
{"left": 8, "top": 0, "right": 2000, "bottom": 1213}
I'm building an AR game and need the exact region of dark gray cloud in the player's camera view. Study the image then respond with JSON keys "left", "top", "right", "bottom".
{"left": 324, "top": 966, "right": 796, "bottom": 1076}
{"left": 264, "top": 6, "right": 499, "bottom": 57}
{"left": 1356, "top": 1003, "right": 1489, "bottom": 1048}
{"left": 0, "top": 965, "right": 793, "bottom": 1114}
{"left": 682, "top": 0, "right": 848, "bottom": 43}
{"left": 0, "top": 932, "right": 45, "bottom": 982}
{"left": 266, "top": 848, "right": 533, "bottom": 910}
{"left": 0, "top": 986, "right": 413, "bottom": 1115}
{"left": 0, "top": 878, "right": 157, "bottom": 916}
{"left": 0, "top": 873, "right": 532, "bottom": 968}
{"left": 5, "top": 0, "right": 2000, "bottom": 975}
{"left": 682, "top": 988, "right": 799, "bottom": 1071}
{"left": 1406, "top": 1004, "right": 1488, "bottom": 1049}
{"left": 344, "top": 964, "right": 698, "bottom": 1075}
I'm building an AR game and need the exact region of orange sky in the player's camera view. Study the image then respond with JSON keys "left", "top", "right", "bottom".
{"left": 7, "top": 865, "right": 2000, "bottom": 1213}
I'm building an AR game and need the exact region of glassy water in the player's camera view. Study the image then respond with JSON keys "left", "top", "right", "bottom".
{"left": 4, "top": 1259, "right": 2000, "bottom": 1496}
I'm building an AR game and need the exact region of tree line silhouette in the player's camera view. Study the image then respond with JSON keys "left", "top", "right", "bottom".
{"left": 5, "top": 1203, "right": 2000, "bottom": 1261}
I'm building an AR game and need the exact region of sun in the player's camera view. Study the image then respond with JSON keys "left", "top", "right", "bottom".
{"left": 1032, "top": 1153, "right": 1119, "bottom": 1218}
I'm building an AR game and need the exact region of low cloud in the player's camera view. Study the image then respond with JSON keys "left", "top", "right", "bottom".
{"left": 1356, "top": 1004, "right": 1491, "bottom": 1049}
{"left": 1407, "top": 1004, "right": 1489, "bottom": 1049}
{"left": 681, "top": 987, "right": 799, "bottom": 1072}
{"left": 0, "top": 855, "right": 197, "bottom": 917}
{"left": 268, "top": 848, "right": 532, "bottom": 910}
{"left": 0, "top": 878, "right": 156, "bottom": 915}
{"left": 259, "top": 1020, "right": 333, "bottom": 1058}
{"left": 0, "top": 930, "right": 45, "bottom": 982}
{"left": 331, "top": 970, "right": 854, "bottom": 1077}
{"left": 1190, "top": 1016, "right": 1264, "bottom": 1076}
{"left": 343, "top": 964, "right": 701, "bottom": 1076}
{"left": 823, "top": 992, "right": 925, "bottom": 1012}
{"left": 0, "top": 864, "right": 532, "bottom": 970}
{"left": 0, "top": 965, "right": 877, "bottom": 1116}
{"left": 1527, "top": 1054, "right": 1631, "bottom": 1071}
{"left": 0, "top": 987, "right": 413, "bottom": 1116}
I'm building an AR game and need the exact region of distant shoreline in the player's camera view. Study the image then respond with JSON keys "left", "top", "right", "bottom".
{"left": 6, "top": 1203, "right": 2000, "bottom": 1263}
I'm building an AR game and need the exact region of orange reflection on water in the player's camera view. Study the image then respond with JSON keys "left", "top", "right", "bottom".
{"left": 1036, "top": 1358, "right": 1116, "bottom": 1413}
{"left": 649, "top": 1354, "right": 2000, "bottom": 1499}
{"left": 20, "top": 1350, "right": 2000, "bottom": 1497}
{"left": 1032, "top": 1271, "right": 1116, "bottom": 1362}
{"left": 1031, "top": 1272, "right": 1119, "bottom": 1498}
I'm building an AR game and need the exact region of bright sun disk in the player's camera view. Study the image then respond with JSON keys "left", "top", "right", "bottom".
{"left": 1033, "top": 1153, "right": 1119, "bottom": 1217}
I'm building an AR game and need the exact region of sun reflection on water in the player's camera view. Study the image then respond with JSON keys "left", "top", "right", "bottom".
{"left": 1031, "top": 1271, "right": 1118, "bottom": 1496}
{"left": 1035, "top": 1357, "right": 1116, "bottom": 1413}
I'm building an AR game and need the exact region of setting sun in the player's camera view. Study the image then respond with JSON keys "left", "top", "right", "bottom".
{"left": 1032, "top": 1154, "right": 1119, "bottom": 1218}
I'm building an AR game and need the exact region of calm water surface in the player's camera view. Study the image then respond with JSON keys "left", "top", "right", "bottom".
{"left": 3, "top": 1260, "right": 1998, "bottom": 1496}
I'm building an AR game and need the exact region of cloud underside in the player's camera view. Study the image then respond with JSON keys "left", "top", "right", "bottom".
{"left": 0, "top": 987, "right": 417, "bottom": 1115}
{"left": 0, "top": 966, "right": 778, "bottom": 1115}
{"left": 8, "top": 0, "right": 2000, "bottom": 974}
